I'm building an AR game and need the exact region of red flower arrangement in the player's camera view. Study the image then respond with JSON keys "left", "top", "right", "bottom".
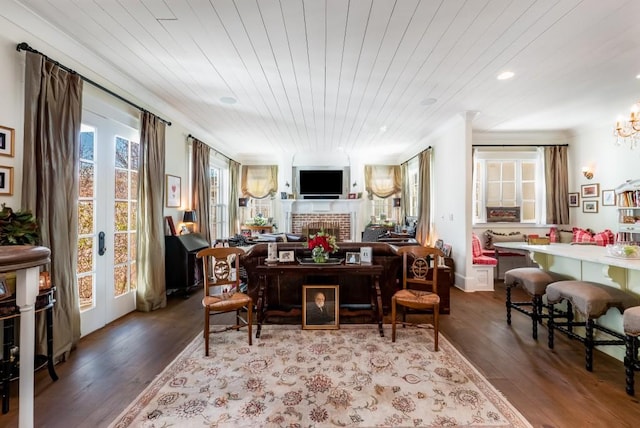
{"left": 307, "top": 229, "right": 338, "bottom": 262}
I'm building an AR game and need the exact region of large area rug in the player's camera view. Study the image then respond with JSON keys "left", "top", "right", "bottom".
{"left": 110, "top": 325, "right": 531, "bottom": 427}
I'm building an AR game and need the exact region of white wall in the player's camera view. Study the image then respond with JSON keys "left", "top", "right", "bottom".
{"left": 0, "top": 15, "right": 192, "bottom": 227}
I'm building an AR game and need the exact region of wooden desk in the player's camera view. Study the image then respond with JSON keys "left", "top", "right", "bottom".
{"left": 255, "top": 262, "right": 384, "bottom": 338}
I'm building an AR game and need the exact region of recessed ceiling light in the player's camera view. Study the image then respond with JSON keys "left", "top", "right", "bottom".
{"left": 497, "top": 71, "right": 514, "bottom": 80}
{"left": 636, "top": 74, "right": 640, "bottom": 79}
{"left": 380, "top": 125, "right": 387, "bottom": 133}
{"left": 220, "top": 96, "right": 237, "bottom": 104}
{"left": 421, "top": 98, "right": 437, "bottom": 106}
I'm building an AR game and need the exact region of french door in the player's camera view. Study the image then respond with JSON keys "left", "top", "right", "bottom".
{"left": 77, "top": 109, "right": 138, "bottom": 337}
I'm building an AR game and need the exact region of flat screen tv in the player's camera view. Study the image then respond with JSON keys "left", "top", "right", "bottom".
{"left": 299, "top": 169, "right": 344, "bottom": 197}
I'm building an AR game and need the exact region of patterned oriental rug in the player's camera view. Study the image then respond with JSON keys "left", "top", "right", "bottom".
{"left": 110, "top": 325, "right": 531, "bottom": 428}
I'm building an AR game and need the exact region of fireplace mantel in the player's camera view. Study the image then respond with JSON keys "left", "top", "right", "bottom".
{"left": 281, "top": 199, "right": 364, "bottom": 241}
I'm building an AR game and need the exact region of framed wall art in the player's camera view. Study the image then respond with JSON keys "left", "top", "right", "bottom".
{"left": 568, "top": 192, "right": 579, "bottom": 207}
{"left": 0, "top": 165, "right": 14, "bottom": 195}
{"left": 302, "top": 285, "right": 339, "bottom": 330}
{"left": 0, "top": 126, "right": 15, "bottom": 157}
{"left": 581, "top": 183, "right": 599, "bottom": 198}
{"left": 583, "top": 200, "right": 598, "bottom": 213}
{"left": 602, "top": 189, "right": 616, "bottom": 206}
{"left": 165, "top": 174, "right": 181, "bottom": 207}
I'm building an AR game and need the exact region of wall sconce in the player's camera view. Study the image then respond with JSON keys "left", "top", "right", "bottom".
{"left": 352, "top": 181, "right": 357, "bottom": 187}
{"left": 285, "top": 181, "right": 290, "bottom": 187}
{"left": 582, "top": 167, "right": 593, "bottom": 180}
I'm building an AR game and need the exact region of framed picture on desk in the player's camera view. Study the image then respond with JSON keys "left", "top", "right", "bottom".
{"left": 302, "top": 285, "right": 339, "bottom": 330}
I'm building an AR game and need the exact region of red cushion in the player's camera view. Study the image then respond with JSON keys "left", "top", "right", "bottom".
{"left": 593, "top": 229, "right": 615, "bottom": 246}
{"left": 572, "top": 227, "right": 593, "bottom": 243}
{"left": 549, "top": 227, "right": 558, "bottom": 243}
{"left": 571, "top": 227, "right": 615, "bottom": 247}
{"left": 472, "top": 233, "right": 483, "bottom": 257}
{"left": 473, "top": 255, "right": 498, "bottom": 265}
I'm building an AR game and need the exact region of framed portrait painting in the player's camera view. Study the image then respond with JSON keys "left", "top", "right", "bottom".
{"left": 302, "top": 285, "right": 339, "bottom": 330}
{"left": 165, "top": 174, "right": 181, "bottom": 207}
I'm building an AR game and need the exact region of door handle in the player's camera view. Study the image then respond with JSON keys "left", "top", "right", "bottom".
{"left": 99, "top": 231, "right": 106, "bottom": 255}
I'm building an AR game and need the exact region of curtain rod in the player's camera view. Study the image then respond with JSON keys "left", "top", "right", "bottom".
{"left": 16, "top": 42, "right": 171, "bottom": 126}
{"left": 187, "top": 134, "right": 235, "bottom": 163}
{"left": 402, "top": 145, "right": 432, "bottom": 165}
{"left": 472, "top": 144, "right": 569, "bottom": 147}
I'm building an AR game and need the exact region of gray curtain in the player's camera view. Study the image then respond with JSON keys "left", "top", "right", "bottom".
{"left": 136, "top": 111, "right": 166, "bottom": 312}
{"left": 229, "top": 160, "right": 240, "bottom": 235}
{"left": 544, "top": 146, "right": 570, "bottom": 225}
{"left": 22, "top": 51, "right": 82, "bottom": 360}
{"left": 400, "top": 162, "right": 409, "bottom": 223}
{"left": 415, "top": 148, "right": 433, "bottom": 245}
{"left": 191, "top": 138, "right": 211, "bottom": 241}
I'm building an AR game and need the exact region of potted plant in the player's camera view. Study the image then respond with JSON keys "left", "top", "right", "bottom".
{"left": 0, "top": 204, "right": 40, "bottom": 245}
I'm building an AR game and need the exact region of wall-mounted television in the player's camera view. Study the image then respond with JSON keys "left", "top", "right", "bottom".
{"left": 295, "top": 166, "right": 349, "bottom": 199}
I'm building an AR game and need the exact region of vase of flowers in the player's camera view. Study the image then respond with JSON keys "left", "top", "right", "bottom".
{"left": 307, "top": 229, "right": 338, "bottom": 263}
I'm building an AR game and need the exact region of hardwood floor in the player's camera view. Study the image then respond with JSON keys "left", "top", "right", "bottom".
{"left": 2, "top": 282, "right": 639, "bottom": 427}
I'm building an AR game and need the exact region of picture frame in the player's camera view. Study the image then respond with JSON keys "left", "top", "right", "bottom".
{"left": 345, "top": 252, "right": 361, "bottom": 264}
{"left": 0, "top": 126, "right": 15, "bottom": 157}
{"left": 348, "top": 193, "right": 357, "bottom": 199}
{"left": 581, "top": 183, "right": 599, "bottom": 198}
{"left": 0, "top": 165, "right": 14, "bottom": 196}
{"left": 602, "top": 189, "right": 616, "bottom": 206}
{"left": 568, "top": 192, "right": 579, "bottom": 207}
{"left": 583, "top": 200, "right": 598, "bottom": 213}
{"left": 302, "top": 285, "right": 339, "bottom": 330}
{"left": 165, "top": 174, "right": 181, "bottom": 207}
{"left": 279, "top": 250, "right": 295, "bottom": 263}
{"left": 0, "top": 276, "right": 8, "bottom": 300}
{"left": 238, "top": 197, "right": 248, "bottom": 207}
{"left": 486, "top": 206, "right": 520, "bottom": 223}
{"left": 360, "top": 246, "right": 372, "bottom": 264}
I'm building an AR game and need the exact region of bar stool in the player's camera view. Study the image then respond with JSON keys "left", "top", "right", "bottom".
{"left": 547, "top": 280, "right": 638, "bottom": 371}
{"left": 623, "top": 306, "right": 640, "bottom": 395}
{"left": 504, "top": 267, "right": 565, "bottom": 340}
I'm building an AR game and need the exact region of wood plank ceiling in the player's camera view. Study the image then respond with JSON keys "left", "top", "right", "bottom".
{"left": 5, "top": 0, "right": 640, "bottom": 161}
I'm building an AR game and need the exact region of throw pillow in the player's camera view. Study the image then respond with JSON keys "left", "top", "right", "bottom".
{"left": 549, "top": 227, "right": 573, "bottom": 243}
{"left": 593, "top": 229, "right": 615, "bottom": 246}
{"left": 472, "top": 233, "right": 483, "bottom": 257}
{"left": 483, "top": 230, "right": 526, "bottom": 250}
{"left": 572, "top": 227, "right": 594, "bottom": 244}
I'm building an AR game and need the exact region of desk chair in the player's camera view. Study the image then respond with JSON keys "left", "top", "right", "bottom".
{"left": 391, "top": 245, "right": 442, "bottom": 351}
{"left": 196, "top": 247, "right": 253, "bottom": 355}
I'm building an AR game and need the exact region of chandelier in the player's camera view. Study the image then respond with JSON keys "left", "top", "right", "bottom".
{"left": 615, "top": 101, "right": 640, "bottom": 148}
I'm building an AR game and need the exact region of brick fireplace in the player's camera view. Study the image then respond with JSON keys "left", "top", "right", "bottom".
{"left": 281, "top": 200, "right": 363, "bottom": 242}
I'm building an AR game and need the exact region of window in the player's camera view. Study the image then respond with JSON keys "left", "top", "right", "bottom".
{"left": 473, "top": 148, "right": 544, "bottom": 224}
{"left": 406, "top": 158, "right": 419, "bottom": 217}
{"left": 370, "top": 195, "right": 396, "bottom": 222}
{"left": 208, "top": 164, "right": 227, "bottom": 240}
{"left": 247, "top": 197, "right": 274, "bottom": 223}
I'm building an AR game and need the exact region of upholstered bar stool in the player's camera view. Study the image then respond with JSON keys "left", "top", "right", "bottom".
{"left": 623, "top": 306, "right": 640, "bottom": 395}
{"left": 547, "top": 281, "right": 638, "bottom": 371}
{"left": 504, "top": 267, "right": 566, "bottom": 340}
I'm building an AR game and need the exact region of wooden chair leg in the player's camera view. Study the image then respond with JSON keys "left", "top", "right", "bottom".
{"left": 247, "top": 302, "right": 253, "bottom": 346}
{"left": 204, "top": 308, "right": 210, "bottom": 357}
{"left": 391, "top": 297, "right": 397, "bottom": 342}
{"left": 433, "top": 303, "right": 439, "bottom": 352}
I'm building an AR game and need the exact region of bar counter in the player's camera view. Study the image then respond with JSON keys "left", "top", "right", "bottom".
{"left": 494, "top": 241, "right": 640, "bottom": 361}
